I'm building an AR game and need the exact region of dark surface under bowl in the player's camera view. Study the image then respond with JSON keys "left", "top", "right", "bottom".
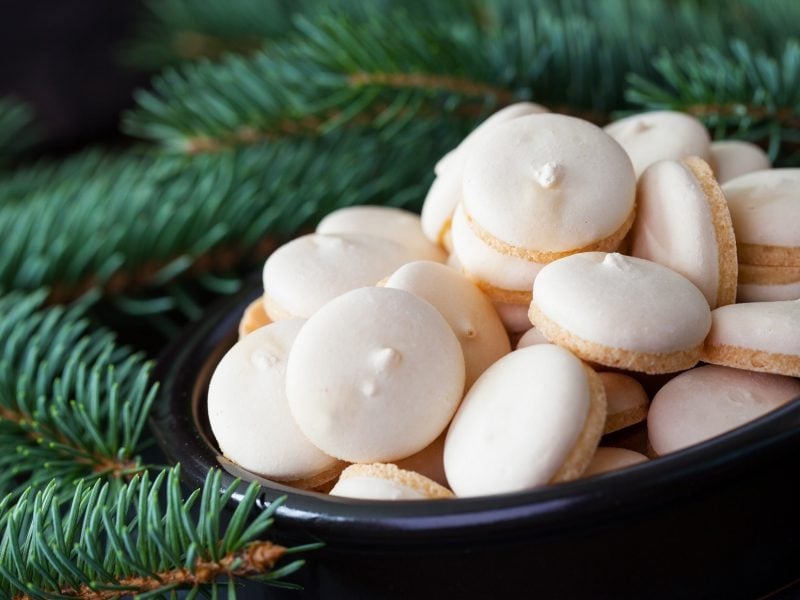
{"left": 152, "top": 282, "right": 800, "bottom": 599}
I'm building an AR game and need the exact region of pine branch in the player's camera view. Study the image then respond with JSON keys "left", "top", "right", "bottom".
{"left": 0, "top": 467, "right": 313, "bottom": 598}
{"left": 121, "top": 0, "right": 309, "bottom": 69}
{"left": 625, "top": 39, "right": 800, "bottom": 164}
{"left": 0, "top": 98, "right": 37, "bottom": 165}
{"left": 0, "top": 291, "right": 157, "bottom": 498}
{"left": 0, "top": 124, "right": 456, "bottom": 315}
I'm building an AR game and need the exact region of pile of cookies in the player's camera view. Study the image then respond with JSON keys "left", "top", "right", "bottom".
{"left": 209, "top": 104, "right": 800, "bottom": 501}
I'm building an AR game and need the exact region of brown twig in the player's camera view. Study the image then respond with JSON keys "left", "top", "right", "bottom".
{"left": 15, "top": 541, "right": 286, "bottom": 600}
{"left": 347, "top": 71, "right": 515, "bottom": 104}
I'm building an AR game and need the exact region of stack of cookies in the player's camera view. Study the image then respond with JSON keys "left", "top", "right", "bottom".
{"left": 208, "top": 104, "right": 800, "bottom": 501}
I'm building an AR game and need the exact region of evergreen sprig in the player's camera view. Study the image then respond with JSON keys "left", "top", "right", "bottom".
{"left": 0, "top": 291, "right": 156, "bottom": 498}
{"left": 626, "top": 39, "right": 800, "bottom": 164}
{"left": 0, "top": 124, "right": 456, "bottom": 311}
{"left": 0, "top": 98, "right": 37, "bottom": 165}
{"left": 0, "top": 467, "right": 314, "bottom": 599}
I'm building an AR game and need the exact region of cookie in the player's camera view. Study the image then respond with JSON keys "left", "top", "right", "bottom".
{"left": 631, "top": 156, "right": 737, "bottom": 308}
{"left": 444, "top": 344, "right": 606, "bottom": 497}
{"left": 598, "top": 372, "right": 650, "bottom": 434}
{"left": 208, "top": 319, "right": 344, "bottom": 485}
{"left": 393, "top": 432, "right": 448, "bottom": 488}
{"left": 648, "top": 365, "right": 800, "bottom": 455}
{"left": 709, "top": 140, "right": 770, "bottom": 184}
{"left": 702, "top": 300, "right": 800, "bottom": 377}
{"left": 317, "top": 205, "right": 446, "bottom": 263}
{"left": 286, "top": 286, "right": 465, "bottom": 463}
{"left": 736, "top": 263, "right": 800, "bottom": 301}
{"left": 582, "top": 447, "right": 648, "bottom": 477}
{"left": 604, "top": 110, "right": 711, "bottom": 178}
{"left": 423, "top": 102, "right": 549, "bottom": 248}
{"left": 384, "top": 260, "right": 510, "bottom": 389}
{"left": 516, "top": 327, "right": 550, "bottom": 349}
{"left": 261, "top": 233, "right": 415, "bottom": 320}
{"left": 238, "top": 296, "right": 271, "bottom": 338}
{"left": 722, "top": 169, "right": 800, "bottom": 267}
{"left": 528, "top": 253, "right": 712, "bottom": 374}
{"left": 463, "top": 114, "right": 636, "bottom": 261}
{"left": 329, "top": 463, "right": 453, "bottom": 500}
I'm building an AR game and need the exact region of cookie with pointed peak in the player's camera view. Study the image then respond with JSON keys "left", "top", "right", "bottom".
{"left": 463, "top": 114, "right": 636, "bottom": 262}
{"left": 261, "top": 233, "right": 416, "bottom": 320}
{"left": 383, "top": 260, "right": 510, "bottom": 389}
{"left": 529, "top": 253, "right": 712, "bottom": 374}
{"left": 238, "top": 296, "right": 271, "bottom": 338}
{"left": 422, "top": 102, "right": 549, "bottom": 248}
{"left": 316, "top": 205, "right": 446, "bottom": 263}
{"left": 329, "top": 463, "right": 453, "bottom": 500}
{"left": 702, "top": 300, "right": 800, "bottom": 377}
{"left": 604, "top": 110, "right": 711, "bottom": 178}
{"left": 444, "top": 344, "right": 606, "bottom": 497}
{"left": 208, "top": 319, "right": 345, "bottom": 487}
{"left": 709, "top": 140, "right": 770, "bottom": 184}
{"left": 631, "top": 156, "right": 737, "bottom": 308}
{"left": 286, "top": 286, "right": 465, "bottom": 463}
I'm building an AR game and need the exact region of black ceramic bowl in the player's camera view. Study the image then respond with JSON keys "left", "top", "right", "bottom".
{"left": 153, "top": 282, "right": 800, "bottom": 599}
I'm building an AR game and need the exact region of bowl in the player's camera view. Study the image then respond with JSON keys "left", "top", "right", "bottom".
{"left": 152, "top": 281, "right": 800, "bottom": 599}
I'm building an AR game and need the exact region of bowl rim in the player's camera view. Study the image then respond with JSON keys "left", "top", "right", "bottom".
{"left": 152, "top": 280, "right": 800, "bottom": 547}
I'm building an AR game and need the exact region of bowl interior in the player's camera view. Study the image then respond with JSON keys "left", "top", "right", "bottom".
{"left": 152, "top": 282, "right": 800, "bottom": 546}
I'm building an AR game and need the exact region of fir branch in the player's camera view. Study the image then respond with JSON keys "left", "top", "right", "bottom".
{"left": 625, "top": 39, "right": 800, "bottom": 163}
{"left": 0, "top": 291, "right": 157, "bottom": 497}
{"left": 0, "top": 467, "right": 310, "bottom": 598}
{"left": 0, "top": 124, "right": 456, "bottom": 313}
{"left": 0, "top": 97, "right": 37, "bottom": 165}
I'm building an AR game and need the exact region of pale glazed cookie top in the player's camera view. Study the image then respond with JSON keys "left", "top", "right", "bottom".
{"left": 434, "top": 102, "right": 550, "bottom": 176}
{"left": 582, "top": 447, "right": 648, "bottom": 477}
{"left": 710, "top": 140, "right": 770, "bottom": 184}
{"left": 463, "top": 114, "right": 636, "bottom": 252}
{"left": 631, "top": 157, "right": 737, "bottom": 308}
{"left": 721, "top": 169, "right": 800, "bottom": 248}
{"left": 532, "top": 252, "right": 711, "bottom": 354}
{"left": 316, "top": 205, "right": 446, "bottom": 263}
{"left": 648, "top": 365, "right": 800, "bottom": 455}
{"left": 516, "top": 327, "right": 549, "bottom": 349}
{"left": 329, "top": 463, "right": 453, "bottom": 500}
{"left": 421, "top": 167, "right": 462, "bottom": 246}
{"left": 444, "top": 344, "right": 593, "bottom": 497}
{"left": 383, "top": 261, "right": 511, "bottom": 389}
{"left": 706, "top": 300, "right": 800, "bottom": 356}
{"left": 603, "top": 110, "right": 711, "bottom": 178}
{"left": 208, "top": 319, "right": 340, "bottom": 482}
{"left": 286, "top": 286, "right": 465, "bottom": 463}
{"left": 450, "top": 204, "right": 545, "bottom": 293}
{"left": 262, "top": 233, "right": 415, "bottom": 319}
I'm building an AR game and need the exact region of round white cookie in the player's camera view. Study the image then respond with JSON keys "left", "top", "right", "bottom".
{"left": 286, "top": 286, "right": 465, "bottom": 463}
{"left": 463, "top": 114, "right": 636, "bottom": 254}
{"left": 262, "top": 233, "right": 415, "bottom": 320}
{"left": 529, "top": 252, "right": 712, "bottom": 373}
{"left": 648, "top": 365, "right": 800, "bottom": 455}
{"left": 516, "top": 327, "right": 550, "bottom": 349}
{"left": 709, "top": 140, "right": 770, "bottom": 184}
{"left": 384, "top": 261, "right": 510, "bottom": 389}
{"left": 208, "top": 319, "right": 340, "bottom": 482}
{"left": 329, "top": 463, "right": 453, "bottom": 500}
{"left": 604, "top": 110, "right": 711, "bottom": 178}
{"left": 316, "top": 205, "right": 446, "bottom": 263}
{"left": 598, "top": 372, "right": 649, "bottom": 433}
{"left": 493, "top": 301, "right": 534, "bottom": 334}
{"left": 444, "top": 344, "right": 606, "bottom": 497}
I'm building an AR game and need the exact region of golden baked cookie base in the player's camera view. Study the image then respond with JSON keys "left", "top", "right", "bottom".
{"left": 238, "top": 296, "right": 273, "bottom": 338}
{"left": 738, "top": 263, "right": 800, "bottom": 285}
{"left": 682, "top": 156, "right": 738, "bottom": 307}
{"left": 528, "top": 303, "right": 703, "bottom": 374}
{"left": 737, "top": 242, "right": 800, "bottom": 267}
{"left": 702, "top": 343, "right": 800, "bottom": 378}
{"left": 465, "top": 207, "right": 635, "bottom": 263}
{"left": 284, "top": 461, "right": 349, "bottom": 492}
{"left": 604, "top": 405, "right": 648, "bottom": 435}
{"left": 549, "top": 365, "right": 607, "bottom": 483}
{"left": 459, "top": 269, "right": 532, "bottom": 304}
{"left": 340, "top": 463, "right": 454, "bottom": 499}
